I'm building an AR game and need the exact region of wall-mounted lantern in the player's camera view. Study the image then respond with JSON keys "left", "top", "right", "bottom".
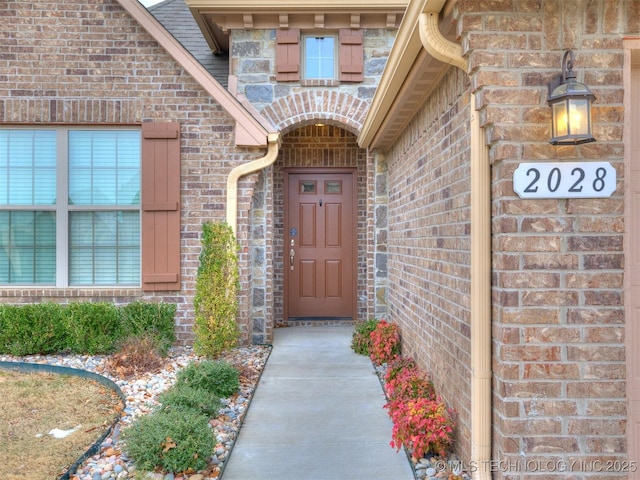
{"left": 547, "top": 49, "right": 595, "bottom": 145}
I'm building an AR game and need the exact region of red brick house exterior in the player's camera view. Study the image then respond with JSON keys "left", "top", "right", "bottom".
{"left": 2, "top": 0, "right": 640, "bottom": 478}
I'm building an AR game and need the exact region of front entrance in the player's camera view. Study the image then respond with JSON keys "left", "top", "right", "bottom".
{"left": 284, "top": 169, "right": 357, "bottom": 321}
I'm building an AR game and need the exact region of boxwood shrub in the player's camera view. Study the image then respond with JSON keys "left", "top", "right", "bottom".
{"left": 0, "top": 301, "right": 176, "bottom": 356}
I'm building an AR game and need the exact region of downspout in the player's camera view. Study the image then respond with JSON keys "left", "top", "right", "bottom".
{"left": 418, "top": 10, "right": 493, "bottom": 480}
{"left": 226, "top": 133, "right": 281, "bottom": 236}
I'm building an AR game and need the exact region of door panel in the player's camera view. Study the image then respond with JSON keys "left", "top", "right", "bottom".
{"left": 285, "top": 170, "right": 355, "bottom": 319}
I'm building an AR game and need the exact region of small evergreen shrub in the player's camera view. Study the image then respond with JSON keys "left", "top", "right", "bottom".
{"left": 0, "top": 301, "right": 176, "bottom": 356}
{"left": 193, "top": 221, "right": 240, "bottom": 358}
{"left": 65, "top": 302, "right": 122, "bottom": 354}
{"left": 0, "top": 303, "right": 67, "bottom": 355}
{"left": 176, "top": 360, "right": 240, "bottom": 398}
{"left": 158, "top": 383, "right": 221, "bottom": 418}
{"left": 120, "top": 301, "right": 176, "bottom": 355}
{"left": 350, "top": 318, "right": 380, "bottom": 356}
{"left": 122, "top": 407, "right": 215, "bottom": 473}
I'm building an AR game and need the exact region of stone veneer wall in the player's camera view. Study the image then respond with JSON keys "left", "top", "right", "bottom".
{"left": 0, "top": 0, "right": 265, "bottom": 345}
{"left": 230, "top": 28, "right": 395, "bottom": 111}
{"left": 231, "top": 25, "right": 395, "bottom": 331}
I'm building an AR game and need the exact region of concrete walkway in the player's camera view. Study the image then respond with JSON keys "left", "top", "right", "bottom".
{"left": 221, "top": 325, "right": 415, "bottom": 480}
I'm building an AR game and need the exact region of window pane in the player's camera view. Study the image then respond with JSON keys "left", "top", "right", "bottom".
{"left": 325, "top": 181, "right": 342, "bottom": 193}
{"left": 0, "top": 130, "right": 56, "bottom": 205}
{"left": 0, "top": 211, "right": 56, "bottom": 284}
{"left": 69, "top": 130, "right": 140, "bottom": 206}
{"left": 69, "top": 211, "right": 140, "bottom": 285}
{"left": 300, "top": 181, "right": 316, "bottom": 193}
{"left": 305, "top": 36, "right": 335, "bottom": 79}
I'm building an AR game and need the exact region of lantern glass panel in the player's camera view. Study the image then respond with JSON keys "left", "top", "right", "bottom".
{"left": 552, "top": 101, "right": 568, "bottom": 138}
{"left": 568, "top": 98, "right": 590, "bottom": 136}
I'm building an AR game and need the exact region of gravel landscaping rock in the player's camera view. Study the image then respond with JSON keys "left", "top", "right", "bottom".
{"left": 1, "top": 345, "right": 270, "bottom": 480}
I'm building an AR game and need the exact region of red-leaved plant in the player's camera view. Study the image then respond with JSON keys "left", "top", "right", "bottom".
{"left": 369, "top": 320, "right": 400, "bottom": 365}
{"left": 389, "top": 397, "right": 455, "bottom": 459}
{"left": 384, "top": 355, "right": 417, "bottom": 384}
{"left": 384, "top": 366, "right": 436, "bottom": 414}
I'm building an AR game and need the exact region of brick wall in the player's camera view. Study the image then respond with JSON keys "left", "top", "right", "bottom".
{"left": 385, "top": 65, "right": 473, "bottom": 458}
{"left": 384, "top": 1, "right": 630, "bottom": 474}
{"left": 461, "top": 1, "right": 628, "bottom": 476}
{"left": 0, "top": 0, "right": 263, "bottom": 345}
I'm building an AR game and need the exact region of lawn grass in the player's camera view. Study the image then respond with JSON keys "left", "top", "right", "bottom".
{"left": 0, "top": 370, "right": 123, "bottom": 480}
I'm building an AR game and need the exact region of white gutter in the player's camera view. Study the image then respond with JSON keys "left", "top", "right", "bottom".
{"left": 226, "top": 133, "right": 281, "bottom": 236}
{"left": 418, "top": 8, "right": 492, "bottom": 480}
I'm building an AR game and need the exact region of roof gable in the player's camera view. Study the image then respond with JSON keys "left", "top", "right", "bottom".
{"left": 117, "top": 0, "right": 273, "bottom": 146}
{"left": 148, "top": 0, "right": 229, "bottom": 87}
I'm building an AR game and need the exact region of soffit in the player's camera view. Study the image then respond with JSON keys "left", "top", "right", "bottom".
{"left": 185, "top": 0, "right": 408, "bottom": 54}
{"left": 359, "top": 0, "right": 458, "bottom": 150}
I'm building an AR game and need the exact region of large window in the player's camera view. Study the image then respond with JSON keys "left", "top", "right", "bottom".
{"left": 0, "top": 128, "right": 141, "bottom": 286}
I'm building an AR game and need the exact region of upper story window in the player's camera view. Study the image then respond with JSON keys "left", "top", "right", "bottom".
{"left": 276, "top": 28, "right": 364, "bottom": 83}
{"left": 0, "top": 128, "right": 141, "bottom": 287}
{"left": 304, "top": 35, "right": 336, "bottom": 79}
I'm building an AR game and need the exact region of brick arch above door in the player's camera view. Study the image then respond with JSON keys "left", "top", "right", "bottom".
{"left": 260, "top": 91, "right": 368, "bottom": 136}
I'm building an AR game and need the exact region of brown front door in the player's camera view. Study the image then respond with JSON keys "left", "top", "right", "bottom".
{"left": 284, "top": 169, "right": 356, "bottom": 320}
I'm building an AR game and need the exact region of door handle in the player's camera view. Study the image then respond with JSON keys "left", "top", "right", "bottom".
{"left": 289, "top": 248, "right": 295, "bottom": 270}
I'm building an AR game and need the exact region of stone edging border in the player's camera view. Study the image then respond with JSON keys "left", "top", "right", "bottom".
{"left": 0, "top": 361, "right": 126, "bottom": 480}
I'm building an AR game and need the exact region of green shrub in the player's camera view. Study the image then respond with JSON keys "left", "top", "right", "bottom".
{"left": 193, "top": 221, "right": 240, "bottom": 358}
{"left": 176, "top": 360, "right": 240, "bottom": 398}
{"left": 65, "top": 302, "right": 122, "bottom": 354}
{"left": 158, "top": 383, "right": 221, "bottom": 418}
{"left": 351, "top": 318, "right": 380, "bottom": 356}
{"left": 0, "top": 303, "right": 67, "bottom": 355}
{"left": 120, "top": 301, "right": 176, "bottom": 355}
{"left": 0, "top": 301, "right": 176, "bottom": 356}
{"left": 122, "top": 407, "right": 215, "bottom": 473}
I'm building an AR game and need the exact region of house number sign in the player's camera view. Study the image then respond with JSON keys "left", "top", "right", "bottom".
{"left": 513, "top": 162, "right": 616, "bottom": 199}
